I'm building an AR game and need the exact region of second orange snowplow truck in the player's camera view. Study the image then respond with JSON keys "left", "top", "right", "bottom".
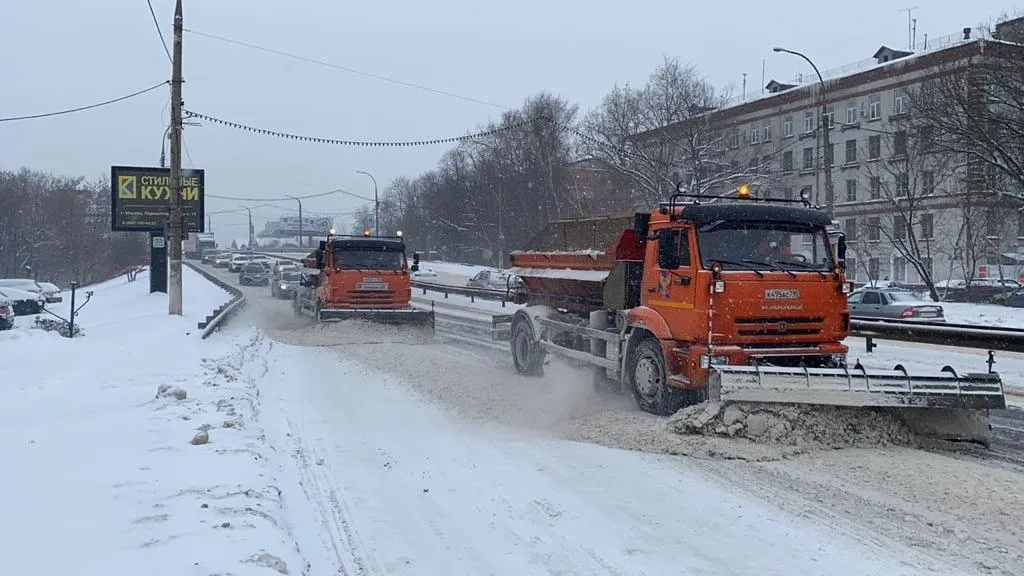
{"left": 498, "top": 191, "right": 1005, "bottom": 429}
{"left": 293, "top": 232, "right": 433, "bottom": 326}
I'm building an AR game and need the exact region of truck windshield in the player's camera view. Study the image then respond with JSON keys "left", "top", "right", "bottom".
{"left": 332, "top": 247, "right": 405, "bottom": 270}
{"left": 697, "top": 220, "right": 833, "bottom": 272}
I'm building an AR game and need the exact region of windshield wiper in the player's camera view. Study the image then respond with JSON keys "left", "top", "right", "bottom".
{"left": 776, "top": 259, "right": 827, "bottom": 278}
{"left": 710, "top": 259, "right": 764, "bottom": 278}
{"left": 749, "top": 259, "right": 797, "bottom": 278}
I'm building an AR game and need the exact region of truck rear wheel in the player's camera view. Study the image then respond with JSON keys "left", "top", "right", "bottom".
{"left": 628, "top": 336, "right": 684, "bottom": 416}
{"left": 511, "top": 318, "right": 544, "bottom": 376}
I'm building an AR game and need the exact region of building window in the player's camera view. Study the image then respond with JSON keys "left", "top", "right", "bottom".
{"left": 783, "top": 115, "right": 793, "bottom": 137}
{"left": 896, "top": 173, "right": 909, "bottom": 197}
{"left": 847, "top": 256, "right": 857, "bottom": 280}
{"left": 782, "top": 150, "right": 793, "bottom": 173}
{"left": 870, "top": 176, "right": 881, "bottom": 199}
{"left": 869, "top": 257, "right": 880, "bottom": 280}
{"left": 922, "top": 170, "right": 935, "bottom": 195}
{"left": 893, "top": 130, "right": 908, "bottom": 157}
{"left": 894, "top": 93, "right": 906, "bottom": 115}
{"left": 804, "top": 110, "right": 815, "bottom": 133}
{"left": 921, "top": 213, "right": 934, "bottom": 239}
{"left": 750, "top": 125, "right": 760, "bottom": 144}
{"left": 846, "top": 103, "right": 858, "bottom": 125}
{"left": 846, "top": 179, "right": 857, "bottom": 202}
{"left": 868, "top": 217, "right": 881, "bottom": 241}
{"left": 763, "top": 121, "right": 773, "bottom": 142}
{"left": 844, "top": 218, "right": 858, "bottom": 241}
{"left": 727, "top": 129, "right": 739, "bottom": 149}
{"left": 919, "top": 125, "right": 934, "bottom": 152}
{"left": 869, "top": 94, "right": 882, "bottom": 120}
{"left": 802, "top": 147, "right": 814, "bottom": 170}
{"left": 1018, "top": 211, "right": 1024, "bottom": 238}
{"left": 894, "top": 215, "right": 907, "bottom": 239}
{"left": 845, "top": 139, "right": 857, "bottom": 164}
{"left": 826, "top": 143, "right": 835, "bottom": 166}
{"left": 782, "top": 187, "right": 793, "bottom": 200}
{"left": 868, "top": 135, "right": 881, "bottom": 160}
{"left": 893, "top": 256, "right": 907, "bottom": 282}
{"left": 824, "top": 106, "right": 835, "bottom": 129}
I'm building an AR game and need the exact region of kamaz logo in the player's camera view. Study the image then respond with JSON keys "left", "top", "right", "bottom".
{"left": 765, "top": 289, "right": 800, "bottom": 300}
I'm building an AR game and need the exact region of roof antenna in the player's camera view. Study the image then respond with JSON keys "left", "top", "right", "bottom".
{"left": 899, "top": 6, "right": 919, "bottom": 50}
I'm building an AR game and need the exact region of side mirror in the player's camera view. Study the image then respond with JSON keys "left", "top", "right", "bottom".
{"left": 314, "top": 249, "right": 325, "bottom": 270}
{"left": 413, "top": 252, "right": 421, "bottom": 265}
{"left": 411, "top": 264, "right": 420, "bottom": 273}
{"left": 836, "top": 234, "right": 847, "bottom": 271}
{"left": 656, "top": 229, "right": 680, "bottom": 270}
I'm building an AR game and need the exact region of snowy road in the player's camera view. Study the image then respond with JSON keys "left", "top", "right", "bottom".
{"left": 210, "top": 264, "right": 1024, "bottom": 575}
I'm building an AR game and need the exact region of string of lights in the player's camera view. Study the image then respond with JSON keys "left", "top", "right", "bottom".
{"left": 0, "top": 81, "right": 169, "bottom": 122}
{"left": 183, "top": 109, "right": 543, "bottom": 148}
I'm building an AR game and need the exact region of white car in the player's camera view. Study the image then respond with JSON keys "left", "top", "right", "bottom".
{"left": 0, "top": 278, "right": 45, "bottom": 296}
{"left": 36, "top": 282, "right": 63, "bottom": 303}
{"left": 0, "top": 296, "right": 14, "bottom": 330}
{"left": 228, "top": 254, "right": 253, "bottom": 272}
{"left": 213, "top": 253, "right": 233, "bottom": 268}
{"left": 0, "top": 287, "right": 45, "bottom": 315}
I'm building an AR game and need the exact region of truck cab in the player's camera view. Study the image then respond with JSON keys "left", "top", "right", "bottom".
{"left": 637, "top": 201, "right": 851, "bottom": 389}
{"left": 294, "top": 232, "right": 431, "bottom": 324}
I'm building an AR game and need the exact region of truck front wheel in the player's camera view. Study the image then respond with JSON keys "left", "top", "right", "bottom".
{"left": 511, "top": 317, "right": 544, "bottom": 376}
{"left": 628, "top": 337, "right": 684, "bottom": 416}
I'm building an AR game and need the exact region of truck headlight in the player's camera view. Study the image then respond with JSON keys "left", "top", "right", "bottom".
{"left": 280, "top": 284, "right": 288, "bottom": 290}
{"left": 700, "top": 355, "right": 729, "bottom": 368}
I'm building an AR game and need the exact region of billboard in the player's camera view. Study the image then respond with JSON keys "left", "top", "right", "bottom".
{"left": 110, "top": 165, "right": 205, "bottom": 232}
{"left": 275, "top": 215, "right": 333, "bottom": 236}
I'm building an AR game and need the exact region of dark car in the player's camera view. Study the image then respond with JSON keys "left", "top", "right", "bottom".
{"left": 239, "top": 263, "right": 269, "bottom": 286}
{"left": 0, "top": 287, "right": 46, "bottom": 316}
{"left": 272, "top": 269, "right": 302, "bottom": 299}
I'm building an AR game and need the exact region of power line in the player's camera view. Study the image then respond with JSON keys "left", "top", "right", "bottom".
{"left": 183, "top": 28, "right": 508, "bottom": 110}
{"left": 0, "top": 81, "right": 169, "bottom": 122}
{"left": 184, "top": 108, "right": 542, "bottom": 147}
{"left": 146, "top": 0, "right": 172, "bottom": 62}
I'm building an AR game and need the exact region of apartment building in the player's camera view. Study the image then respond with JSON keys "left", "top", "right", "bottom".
{"left": 637, "top": 22, "right": 1024, "bottom": 285}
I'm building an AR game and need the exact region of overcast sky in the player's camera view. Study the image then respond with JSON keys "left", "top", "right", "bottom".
{"left": 2, "top": 0, "right": 1019, "bottom": 243}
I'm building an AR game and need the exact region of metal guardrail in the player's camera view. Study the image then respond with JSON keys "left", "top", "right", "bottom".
{"left": 850, "top": 317, "right": 1024, "bottom": 354}
{"left": 183, "top": 262, "right": 247, "bottom": 339}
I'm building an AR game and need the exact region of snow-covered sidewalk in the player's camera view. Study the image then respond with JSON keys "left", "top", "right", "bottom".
{"left": 0, "top": 269, "right": 302, "bottom": 574}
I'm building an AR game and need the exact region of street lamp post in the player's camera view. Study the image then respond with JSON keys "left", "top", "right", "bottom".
{"left": 286, "top": 194, "right": 303, "bottom": 247}
{"left": 243, "top": 206, "right": 254, "bottom": 248}
{"left": 773, "top": 47, "right": 834, "bottom": 218}
{"left": 356, "top": 170, "right": 379, "bottom": 235}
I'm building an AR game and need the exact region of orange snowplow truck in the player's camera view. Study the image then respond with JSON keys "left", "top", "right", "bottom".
{"left": 293, "top": 232, "right": 433, "bottom": 326}
{"left": 497, "top": 191, "right": 1005, "bottom": 419}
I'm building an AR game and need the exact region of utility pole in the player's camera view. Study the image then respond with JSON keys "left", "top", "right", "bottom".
{"left": 167, "top": 0, "right": 184, "bottom": 315}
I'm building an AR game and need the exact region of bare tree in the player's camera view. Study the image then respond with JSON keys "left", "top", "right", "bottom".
{"left": 579, "top": 56, "right": 756, "bottom": 206}
{"left": 857, "top": 119, "right": 959, "bottom": 300}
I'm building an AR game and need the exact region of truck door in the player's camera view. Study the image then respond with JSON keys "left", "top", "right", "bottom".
{"left": 645, "top": 227, "right": 700, "bottom": 340}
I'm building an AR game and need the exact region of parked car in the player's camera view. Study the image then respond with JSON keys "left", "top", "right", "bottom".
{"left": 213, "top": 253, "right": 233, "bottom": 268}
{"left": 0, "top": 296, "right": 14, "bottom": 330}
{"left": 272, "top": 269, "right": 302, "bottom": 299}
{"left": 239, "top": 262, "right": 269, "bottom": 286}
{"left": 847, "top": 288, "right": 945, "bottom": 321}
{"left": 0, "top": 287, "right": 46, "bottom": 315}
{"left": 0, "top": 278, "right": 45, "bottom": 296}
{"left": 228, "top": 254, "right": 253, "bottom": 272}
{"left": 35, "top": 282, "right": 63, "bottom": 303}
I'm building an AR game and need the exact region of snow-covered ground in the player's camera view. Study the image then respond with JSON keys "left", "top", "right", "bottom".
{"left": 0, "top": 268, "right": 307, "bottom": 574}
{"left": 940, "top": 301, "right": 1024, "bottom": 328}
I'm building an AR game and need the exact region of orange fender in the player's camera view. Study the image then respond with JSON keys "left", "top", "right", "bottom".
{"left": 626, "top": 306, "right": 672, "bottom": 340}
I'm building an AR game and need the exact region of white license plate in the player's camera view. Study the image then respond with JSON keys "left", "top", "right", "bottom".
{"left": 357, "top": 282, "right": 388, "bottom": 291}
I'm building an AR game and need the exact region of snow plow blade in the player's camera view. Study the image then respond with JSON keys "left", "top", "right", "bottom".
{"left": 708, "top": 364, "right": 1006, "bottom": 409}
{"left": 707, "top": 363, "right": 1006, "bottom": 444}
{"left": 317, "top": 308, "right": 435, "bottom": 327}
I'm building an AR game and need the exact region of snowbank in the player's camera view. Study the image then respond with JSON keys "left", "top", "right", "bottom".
{"left": 0, "top": 269, "right": 301, "bottom": 575}
{"left": 940, "top": 301, "right": 1024, "bottom": 328}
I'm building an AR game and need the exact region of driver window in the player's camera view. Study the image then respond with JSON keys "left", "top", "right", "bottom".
{"left": 678, "top": 230, "right": 692, "bottom": 267}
